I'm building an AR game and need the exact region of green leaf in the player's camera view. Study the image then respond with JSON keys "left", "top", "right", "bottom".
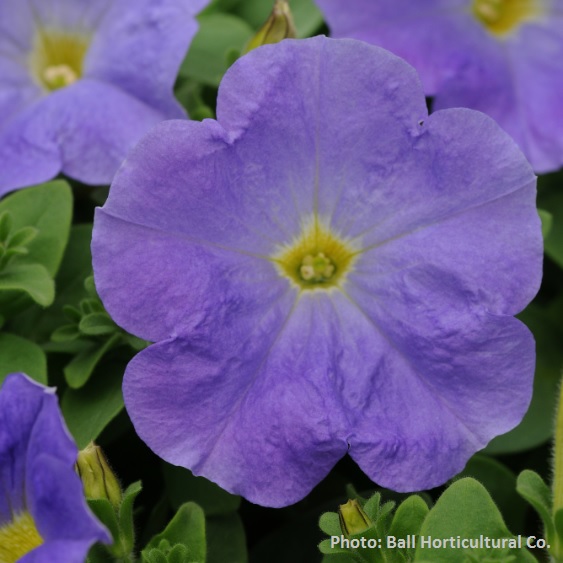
{"left": 0, "top": 180, "right": 72, "bottom": 276}
{"left": 88, "top": 498, "right": 121, "bottom": 542}
{"left": 458, "top": 455, "right": 527, "bottom": 533}
{"left": 8, "top": 226, "right": 38, "bottom": 249}
{"left": 0, "top": 263, "right": 54, "bottom": 307}
{"left": 181, "top": 13, "right": 254, "bottom": 86}
{"left": 64, "top": 333, "right": 122, "bottom": 389}
{"left": 538, "top": 209, "right": 553, "bottom": 239}
{"left": 8, "top": 224, "right": 93, "bottom": 341}
{"left": 540, "top": 183, "right": 563, "bottom": 268}
{"left": 145, "top": 502, "right": 206, "bottom": 562}
{"left": 79, "top": 313, "right": 117, "bottom": 336}
{"left": 388, "top": 495, "right": 429, "bottom": 545}
{"left": 0, "top": 333, "right": 47, "bottom": 385}
{"left": 516, "top": 470, "right": 554, "bottom": 542}
{"left": 0, "top": 211, "right": 13, "bottom": 241}
{"left": 119, "top": 481, "right": 143, "bottom": 555}
{"left": 206, "top": 513, "right": 247, "bottom": 563}
{"left": 319, "top": 512, "right": 342, "bottom": 536}
{"left": 61, "top": 359, "right": 125, "bottom": 448}
{"left": 415, "top": 478, "right": 535, "bottom": 562}
{"left": 51, "top": 323, "right": 81, "bottom": 342}
{"left": 163, "top": 463, "right": 240, "bottom": 516}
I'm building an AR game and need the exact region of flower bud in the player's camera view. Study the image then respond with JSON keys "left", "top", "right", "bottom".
{"left": 76, "top": 442, "right": 122, "bottom": 509}
{"left": 243, "top": 0, "right": 297, "bottom": 54}
{"left": 338, "top": 499, "right": 372, "bottom": 537}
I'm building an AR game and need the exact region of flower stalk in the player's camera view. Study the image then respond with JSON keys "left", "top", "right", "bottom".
{"left": 552, "top": 380, "right": 563, "bottom": 561}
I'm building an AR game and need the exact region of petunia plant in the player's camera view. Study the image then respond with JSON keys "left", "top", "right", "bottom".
{"left": 1, "top": 1, "right": 563, "bottom": 561}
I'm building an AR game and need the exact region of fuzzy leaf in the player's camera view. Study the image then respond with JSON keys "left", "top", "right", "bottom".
{"left": 0, "top": 333, "right": 47, "bottom": 385}
{"left": 0, "top": 263, "right": 54, "bottom": 307}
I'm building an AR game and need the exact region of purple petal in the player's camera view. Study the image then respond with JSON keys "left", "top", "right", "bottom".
{"left": 340, "top": 267, "right": 534, "bottom": 490}
{"left": 123, "top": 295, "right": 352, "bottom": 507}
{"left": 343, "top": 108, "right": 541, "bottom": 315}
{"left": 93, "top": 207, "right": 290, "bottom": 342}
{"left": 86, "top": 0, "right": 206, "bottom": 118}
{"left": 0, "top": 79, "right": 166, "bottom": 195}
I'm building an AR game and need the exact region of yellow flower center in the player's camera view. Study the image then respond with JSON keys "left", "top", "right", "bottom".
{"left": 471, "top": 0, "right": 544, "bottom": 36}
{"left": 273, "top": 218, "right": 358, "bottom": 291}
{"left": 29, "top": 29, "right": 89, "bottom": 91}
{"left": 0, "top": 512, "right": 43, "bottom": 563}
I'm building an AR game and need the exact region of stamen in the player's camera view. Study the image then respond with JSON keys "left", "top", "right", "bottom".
{"left": 273, "top": 217, "right": 357, "bottom": 291}
{"left": 43, "top": 63, "right": 79, "bottom": 90}
{"left": 29, "top": 30, "right": 89, "bottom": 92}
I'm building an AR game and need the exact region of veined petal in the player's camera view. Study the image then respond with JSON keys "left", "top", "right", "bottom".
{"left": 86, "top": 0, "right": 207, "bottom": 118}
{"left": 339, "top": 269, "right": 534, "bottom": 490}
{"left": 0, "top": 79, "right": 167, "bottom": 195}
{"left": 123, "top": 295, "right": 351, "bottom": 507}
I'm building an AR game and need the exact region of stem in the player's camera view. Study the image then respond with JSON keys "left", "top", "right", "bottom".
{"left": 554, "top": 380, "right": 563, "bottom": 514}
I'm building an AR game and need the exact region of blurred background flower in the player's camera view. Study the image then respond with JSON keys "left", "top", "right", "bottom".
{"left": 315, "top": 0, "right": 563, "bottom": 173}
{"left": 0, "top": 0, "right": 209, "bottom": 196}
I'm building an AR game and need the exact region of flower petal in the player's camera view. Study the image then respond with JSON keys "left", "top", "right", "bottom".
{"left": 316, "top": 0, "right": 473, "bottom": 94}
{"left": 338, "top": 267, "right": 535, "bottom": 491}
{"left": 345, "top": 109, "right": 541, "bottom": 316}
{"left": 123, "top": 295, "right": 352, "bottom": 507}
{"left": 86, "top": 0, "right": 206, "bottom": 118}
{"left": 93, "top": 207, "right": 290, "bottom": 342}
{"left": 0, "top": 79, "right": 167, "bottom": 195}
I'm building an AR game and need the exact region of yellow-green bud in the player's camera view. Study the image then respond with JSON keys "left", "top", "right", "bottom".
{"left": 76, "top": 442, "right": 122, "bottom": 509}
{"left": 338, "top": 499, "right": 372, "bottom": 537}
{"left": 243, "top": 0, "right": 297, "bottom": 54}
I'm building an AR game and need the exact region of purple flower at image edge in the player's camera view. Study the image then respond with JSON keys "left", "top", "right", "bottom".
{"left": 315, "top": 0, "right": 563, "bottom": 173}
{"left": 92, "top": 37, "right": 543, "bottom": 507}
{"left": 0, "top": 0, "right": 209, "bottom": 196}
{"left": 0, "top": 373, "right": 109, "bottom": 562}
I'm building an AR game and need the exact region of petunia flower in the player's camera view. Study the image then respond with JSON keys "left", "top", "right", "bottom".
{"left": 0, "top": 373, "right": 109, "bottom": 562}
{"left": 92, "top": 37, "right": 543, "bottom": 507}
{"left": 0, "top": 0, "right": 209, "bottom": 197}
{"left": 315, "top": 0, "right": 563, "bottom": 173}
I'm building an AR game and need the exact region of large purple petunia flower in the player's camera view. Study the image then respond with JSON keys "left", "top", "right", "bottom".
{"left": 0, "top": 0, "right": 209, "bottom": 196}
{"left": 0, "top": 373, "right": 109, "bottom": 562}
{"left": 315, "top": 0, "right": 563, "bottom": 173}
{"left": 92, "top": 37, "right": 542, "bottom": 507}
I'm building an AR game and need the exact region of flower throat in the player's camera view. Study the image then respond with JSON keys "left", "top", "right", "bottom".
{"left": 29, "top": 29, "right": 89, "bottom": 91}
{"left": 0, "top": 512, "right": 43, "bottom": 562}
{"left": 472, "top": 0, "right": 544, "bottom": 36}
{"left": 273, "top": 218, "right": 357, "bottom": 291}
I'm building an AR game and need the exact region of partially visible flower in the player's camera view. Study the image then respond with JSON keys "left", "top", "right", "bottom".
{"left": 0, "top": 0, "right": 209, "bottom": 197}
{"left": 92, "top": 37, "right": 542, "bottom": 507}
{"left": 315, "top": 0, "right": 563, "bottom": 173}
{"left": 0, "top": 373, "right": 109, "bottom": 562}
